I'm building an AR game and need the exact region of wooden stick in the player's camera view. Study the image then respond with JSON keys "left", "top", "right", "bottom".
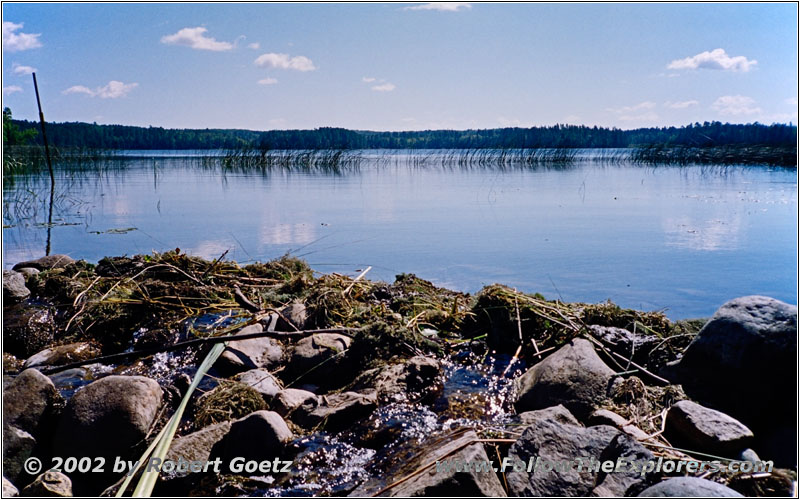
{"left": 343, "top": 266, "right": 371, "bottom": 296}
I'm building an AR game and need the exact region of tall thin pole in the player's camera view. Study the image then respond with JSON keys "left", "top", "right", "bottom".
{"left": 32, "top": 72, "right": 55, "bottom": 256}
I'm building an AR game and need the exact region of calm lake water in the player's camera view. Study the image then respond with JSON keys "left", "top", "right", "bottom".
{"left": 3, "top": 150, "right": 797, "bottom": 319}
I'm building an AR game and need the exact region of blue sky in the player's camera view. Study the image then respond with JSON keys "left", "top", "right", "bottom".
{"left": 2, "top": 2, "right": 797, "bottom": 131}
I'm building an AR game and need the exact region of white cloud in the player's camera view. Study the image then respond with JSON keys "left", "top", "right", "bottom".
{"left": 786, "top": 97, "right": 798, "bottom": 106}
{"left": 371, "top": 83, "right": 396, "bottom": 92}
{"left": 620, "top": 112, "right": 659, "bottom": 122}
{"left": 497, "top": 116, "right": 533, "bottom": 127}
{"left": 254, "top": 52, "right": 316, "bottom": 71}
{"left": 668, "top": 48, "right": 756, "bottom": 72}
{"left": 12, "top": 63, "right": 36, "bottom": 75}
{"left": 664, "top": 100, "right": 699, "bottom": 109}
{"left": 62, "top": 80, "right": 138, "bottom": 99}
{"left": 2, "top": 22, "right": 42, "bottom": 52}
{"left": 161, "top": 27, "right": 233, "bottom": 51}
{"left": 564, "top": 115, "right": 581, "bottom": 123}
{"left": 362, "top": 77, "right": 376, "bottom": 83}
{"left": 607, "top": 101, "right": 656, "bottom": 114}
{"left": 711, "top": 95, "right": 762, "bottom": 116}
{"left": 247, "top": 42, "right": 260, "bottom": 50}
{"left": 258, "top": 77, "right": 278, "bottom": 85}
{"left": 3, "top": 85, "right": 22, "bottom": 96}
{"left": 405, "top": 3, "right": 471, "bottom": 11}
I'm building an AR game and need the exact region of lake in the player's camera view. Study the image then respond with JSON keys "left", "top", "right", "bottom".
{"left": 3, "top": 150, "right": 797, "bottom": 319}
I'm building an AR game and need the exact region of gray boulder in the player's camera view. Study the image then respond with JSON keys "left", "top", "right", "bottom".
{"left": 358, "top": 356, "right": 440, "bottom": 403}
{"left": 506, "top": 416, "right": 653, "bottom": 496}
{"left": 589, "top": 409, "right": 650, "bottom": 441}
{"left": 3, "top": 368, "right": 61, "bottom": 438}
{"left": 294, "top": 391, "right": 377, "bottom": 431}
{"left": 276, "top": 302, "right": 308, "bottom": 331}
{"left": 13, "top": 254, "right": 76, "bottom": 271}
{"left": 285, "top": 333, "right": 352, "bottom": 383}
{"left": 53, "top": 375, "right": 163, "bottom": 494}
{"left": 353, "top": 430, "right": 506, "bottom": 497}
{"left": 3, "top": 270, "right": 30, "bottom": 303}
{"left": 3, "top": 304, "right": 55, "bottom": 357}
{"left": 234, "top": 369, "right": 282, "bottom": 401}
{"left": 3, "top": 477, "right": 19, "bottom": 497}
{"left": 514, "top": 338, "right": 616, "bottom": 420}
{"left": 666, "top": 400, "right": 753, "bottom": 456}
{"left": 587, "top": 325, "right": 660, "bottom": 365}
{"left": 165, "top": 420, "right": 232, "bottom": 477}
{"left": 21, "top": 471, "right": 73, "bottom": 497}
{"left": 2, "top": 425, "right": 35, "bottom": 483}
{"left": 664, "top": 296, "right": 796, "bottom": 465}
{"left": 638, "top": 477, "right": 743, "bottom": 497}
{"left": 15, "top": 267, "right": 39, "bottom": 280}
{"left": 212, "top": 411, "right": 293, "bottom": 470}
{"left": 515, "top": 404, "right": 581, "bottom": 428}
{"left": 216, "top": 324, "right": 283, "bottom": 374}
{"left": 272, "top": 389, "right": 318, "bottom": 417}
{"left": 24, "top": 342, "right": 100, "bottom": 370}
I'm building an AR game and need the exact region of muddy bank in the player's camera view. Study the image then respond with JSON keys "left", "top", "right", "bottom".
{"left": 2, "top": 252, "right": 797, "bottom": 496}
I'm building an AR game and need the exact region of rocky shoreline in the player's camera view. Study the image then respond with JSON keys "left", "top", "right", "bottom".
{"left": 2, "top": 252, "right": 797, "bottom": 497}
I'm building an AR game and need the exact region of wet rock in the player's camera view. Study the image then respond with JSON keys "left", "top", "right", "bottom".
{"left": 21, "top": 471, "right": 73, "bottom": 497}
{"left": 3, "top": 368, "right": 62, "bottom": 439}
{"left": 234, "top": 369, "right": 282, "bottom": 401}
{"left": 271, "top": 389, "right": 318, "bottom": 417}
{"left": 2, "top": 425, "right": 35, "bottom": 483}
{"left": 53, "top": 375, "right": 163, "bottom": 494}
{"left": 13, "top": 254, "right": 76, "bottom": 271}
{"left": 276, "top": 302, "right": 308, "bottom": 331}
{"left": 212, "top": 411, "right": 293, "bottom": 471}
{"left": 587, "top": 325, "right": 660, "bottom": 366}
{"left": 357, "top": 356, "right": 441, "bottom": 403}
{"left": 637, "top": 477, "right": 744, "bottom": 497}
{"left": 663, "top": 296, "right": 796, "bottom": 465}
{"left": 24, "top": 343, "right": 100, "bottom": 370}
{"left": 166, "top": 421, "right": 232, "bottom": 476}
{"left": 216, "top": 324, "right": 283, "bottom": 374}
{"left": 3, "top": 304, "right": 55, "bottom": 358}
{"left": 666, "top": 400, "right": 753, "bottom": 456}
{"left": 294, "top": 391, "right": 377, "bottom": 432}
{"left": 514, "top": 338, "right": 616, "bottom": 420}
{"left": 515, "top": 404, "right": 581, "bottom": 427}
{"left": 3, "top": 270, "right": 30, "bottom": 303}
{"left": 3, "top": 477, "right": 19, "bottom": 497}
{"left": 506, "top": 417, "right": 653, "bottom": 496}
{"left": 285, "top": 333, "right": 352, "bottom": 384}
{"left": 738, "top": 448, "right": 760, "bottom": 463}
{"left": 353, "top": 430, "right": 506, "bottom": 497}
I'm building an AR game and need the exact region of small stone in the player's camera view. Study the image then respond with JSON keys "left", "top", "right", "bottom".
{"left": 666, "top": 400, "right": 754, "bottom": 456}
{"left": 516, "top": 404, "right": 581, "bottom": 427}
{"left": 166, "top": 421, "right": 232, "bottom": 477}
{"left": 234, "top": 369, "right": 282, "bottom": 401}
{"left": 216, "top": 324, "right": 283, "bottom": 374}
{"left": 272, "top": 389, "right": 318, "bottom": 417}
{"left": 2, "top": 477, "right": 19, "bottom": 497}
{"left": 285, "top": 333, "right": 352, "bottom": 383}
{"left": 213, "top": 411, "right": 293, "bottom": 470}
{"left": 294, "top": 391, "right": 377, "bottom": 431}
{"left": 2, "top": 425, "right": 35, "bottom": 483}
{"left": 3, "top": 368, "right": 61, "bottom": 438}
{"left": 15, "top": 267, "right": 39, "bottom": 280}
{"left": 276, "top": 302, "right": 308, "bottom": 331}
{"left": 638, "top": 477, "right": 744, "bottom": 497}
{"left": 3, "top": 270, "right": 30, "bottom": 303}
{"left": 21, "top": 471, "right": 73, "bottom": 497}
{"left": 24, "top": 343, "right": 100, "bottom": 370}
{"left": 13, "top": 254, "right": 76, "bottom": 271}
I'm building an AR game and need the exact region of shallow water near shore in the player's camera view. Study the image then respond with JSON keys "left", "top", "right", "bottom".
{"left": 3, "top": 150, "right": 797, "bottom": 319}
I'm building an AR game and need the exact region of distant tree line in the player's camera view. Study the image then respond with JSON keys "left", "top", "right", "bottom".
{"left": 7, "top": 114, "right": 797, "bottom": 150}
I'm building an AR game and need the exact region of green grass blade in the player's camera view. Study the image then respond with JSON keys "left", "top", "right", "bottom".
{"left": 130, "top": 342, "right": 227, "bottom": 497}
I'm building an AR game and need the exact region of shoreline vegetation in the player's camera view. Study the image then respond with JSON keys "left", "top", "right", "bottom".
{"left": 2, "top": 252, "right": 796, "bottom": 497}
{"left": 4, "top": 115, "right": 797, "bottom": 168}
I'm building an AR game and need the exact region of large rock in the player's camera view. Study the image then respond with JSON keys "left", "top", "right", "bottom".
{"left": 638, "top": 477, "right": 744, "bottom": 497}
{"left": 664, "top": 296, "right": 796, "bottom": 465}
{"left": 24, "top": 342, "right": 100, "bottom": 370}
{"left": 3, "top": 270, "right": 30, "bottom": 303}
{"left": 353, "top": 430, "right": 506, "bottom": 497}
{"left": 3, "top": 477, "right": 19, "bottom": 497}
{"left": 275, "top": 302, "right": 308, "bottom": 331}
{"left": 3, "top": 368, "right": 61, "bottom": 438}
{"left": 2, "top": 425, "right": 35, "bottom": 483}
{"left": 587, "top": 325, "right": 660, "bottom": 366}
{"left": 294, "top": 391, "right": 377, "bottom": 431}
{"left": 506, "top": 416, "right": 653, "bottom": 496}
{"left": 666, "top": 400, "right": 753, "bottom": 456}
{"left": 3, "top": 304, "right": 56, "bottom": 358}
{"left": 53, "top": 375, "right": 163, "bottom": 494}
{"left": 21, "top": 471, "right": 73, "bottom": 497}
{"left": 216, "top": 324, "right": 283, "bottom": 374}
{"left": 285, "top": 333, "right": 352, "bottom": 383}
{"left": 271, "top": 389, "right": 318, "bottom": 417}
{"left": 165, "top": 420, "right": 232, "bottom": 478}
{"left": 234, "top": 369, "right": 282, "bottom": 401}
{"left": 13, "top": 254, "right": 76, "bottom": 271}
{"left": 514, "top": 404, "right": 580, "bottom": 427}
{"left": 514, "top": 338, "right": 616, "bottom": 420}
{"left": 356, "top": 356, "right": 441, "bottom": 404}
{"left": 212, "top": 411, "right": 293, "bottom": 471}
